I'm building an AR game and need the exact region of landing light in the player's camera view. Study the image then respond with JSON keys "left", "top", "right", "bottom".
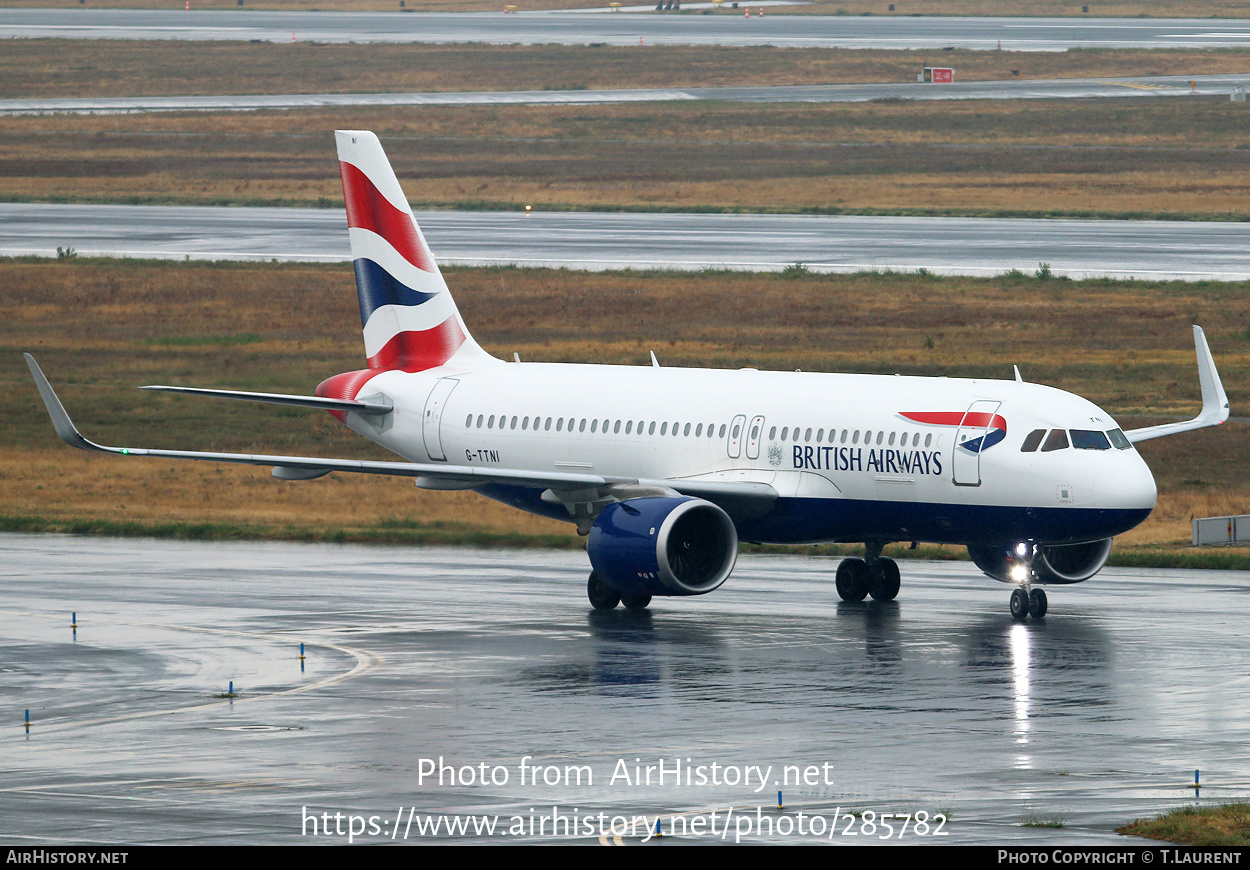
{"left": 1010, "top": 564, "right": 1029, "bottom": 583}
{"left": 1015, "top": 542, "right": 1030, "bottom": 558}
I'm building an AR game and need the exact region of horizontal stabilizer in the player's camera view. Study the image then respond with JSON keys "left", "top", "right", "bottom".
{"left": 140, "top": 384, "right": 393, "bottom": 416}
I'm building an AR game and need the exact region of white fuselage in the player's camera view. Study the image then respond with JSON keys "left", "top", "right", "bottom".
{"left": 343, "top": 360, "right": 1157, "bottom": 548}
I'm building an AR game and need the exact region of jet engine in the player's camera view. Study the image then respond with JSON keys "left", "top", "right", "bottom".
{"left": 968, "top": 538, "right": 1114, "bottom": 585}
{"left": 587, "top": 496, "right": 738, "bottom": 597}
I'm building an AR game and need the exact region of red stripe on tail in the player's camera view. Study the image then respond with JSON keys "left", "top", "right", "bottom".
{"left": 339, "top": 161, "right": 436, "bottom": 273}
{"left": 316, "top": 368, "right": 384, "bottom": 423}
{"left": 366, "top": 317, "right": 467, "bottom": 373}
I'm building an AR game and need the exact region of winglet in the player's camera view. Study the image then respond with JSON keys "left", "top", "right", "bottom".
{"left": 1125, "top": 326, "right": 1230, "bottom": 443}
{"left": 23, "top": 354, "right": 114, "bottom": 454}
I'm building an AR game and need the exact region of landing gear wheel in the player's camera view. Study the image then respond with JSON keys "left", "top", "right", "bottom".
{"left": 1028, "top": 588, "right": 1048, "bottom": 619}
{"left": 621, "top": 592, "right": 652, "bottom": 611}
{"left": 1010, "top": 587, "right": 1029, "bottom": 620}
{"left": 868, "top": 557, "right": 901, "bottom": 601}
{"left": 587, "top": 572, "right": 621, "bottom": 611}
{"left": 835, "top": 558, "right": 870, "bottom": 602}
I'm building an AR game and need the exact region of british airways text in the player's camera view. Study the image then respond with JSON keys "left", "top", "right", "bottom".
{"left": 793, "top": 446, "right": 943, "bottom": 476}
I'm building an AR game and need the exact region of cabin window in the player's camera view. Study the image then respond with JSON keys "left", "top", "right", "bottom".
{"left": 1071, "top": 429, "right": 1111, "bottom": 451}
{"left": 660, "top": 423, "right": 668, "bottom": 435}
{"left": 649, "top": 422, "right": 656, "bottom": 435}
{"left": 578, "top": 419, "right": 586, "bottom": 433}
{"left": 1041, "top": 429, "right": 1069, "bottom": 452}
{"left": 816, "top": 429, "right": 824, "bottom": 443}
{"left": 852, "top": 431, "right": 860, "bottom": 444}
{"left": 521, "top": 417, "right": 529, "bottom": 430}
{"left": 465, "top": 414, "right": 473, "bottom": 427}
{"left": 924, "top": 433, "right": 932, "bottom": 447}
{"left": 695, "top": 423, "right": 703, "bottom": 437}
{"left": 888, "top": 432, "right": 896, "bottom": 446}
{"left": 769, "top": 426, "right": 777, "bottom": 440}
{"left": 682, "top": 423, "right": 689, "bottom": 436}
{"left": 510, "top": 416, "right": 518, "bottom": 429}
{"left": 487, "top": 415, "right": 495, "bottom": 429}
{"left": 1020, "top": 429, "right": 1046, "bottom": 452}
{"left": 780, "top": 427, "right": 789, "bottom": 441}
{"left": 1108, "top": 428, "right": 1132, "bottom": 450}
{"left": 590, "top": 419, "right": 598, "bottom": 433}
{"left": 614, "top": 420, "right": 621, "bottom": 434}
{"left": 731, "top": 424, "right": 740, "bottom": 439}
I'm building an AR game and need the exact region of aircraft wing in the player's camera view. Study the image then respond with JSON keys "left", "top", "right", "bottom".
{"left": 24, "top": 354, "right": 778, "bottom": 507}
{"left": 1124, "top": 326, "right": 1230, "bottom": 444}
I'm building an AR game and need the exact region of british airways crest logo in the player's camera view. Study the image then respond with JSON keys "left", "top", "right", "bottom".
{"left": 899, "top": 411, "right": 1007, "bottom": 453}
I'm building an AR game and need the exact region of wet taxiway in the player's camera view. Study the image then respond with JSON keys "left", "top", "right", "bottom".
{"left": 8, "top": 204, "right": 1250, "bottom": 281}
{"left": 3, "top": 74, "right": 1244, "bottom": 115}
{"left": 2, "top": 532, "right": 1247, "bottom": 845}
{"left": 5, "top": 10, "right": 1250, "bottom": 50}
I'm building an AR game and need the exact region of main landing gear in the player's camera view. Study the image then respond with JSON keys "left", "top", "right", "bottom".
{"left": 587, "top": 572, "right": 651, "bottom": 611}
{"left": 835, "top": 542, "right": 900, "bottom": 603}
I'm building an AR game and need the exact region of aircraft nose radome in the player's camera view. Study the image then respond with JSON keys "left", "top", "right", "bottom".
{"left": 1103, "top": 457, "right": 1158, "bottom": 511}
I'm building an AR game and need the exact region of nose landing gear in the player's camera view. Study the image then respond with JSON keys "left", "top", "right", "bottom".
{"left": 1008, "top": 543, "right": 1048, "bottom": 619}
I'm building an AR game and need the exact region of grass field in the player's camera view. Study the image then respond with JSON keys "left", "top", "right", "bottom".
{"left": 5, "top": 95, "right": 1250, "bottom": 219}
{"left": 4, "top": 41, "right": 1250, "bottom": 99}
{"left": 5, "top": 256, "right": 1250, "bottom": 561}
{"left": 2, "top": 0, "right": 1249, "bottom": 16}
{"left": 1119, "top": 803, "right": 1250, "bottom": 847}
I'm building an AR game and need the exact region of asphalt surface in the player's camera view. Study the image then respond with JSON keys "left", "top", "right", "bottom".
{"left": 2, "top": 533, "right": 1246, "bottom": 845}
{"left": 7, "top": 203, "right": 1250, "bottom": 281}
{"left": 4, "top": 9, "right": 1250, "bottom": 49}
{"left": 4, "top": 74, "right": 1246, "bottom": 115}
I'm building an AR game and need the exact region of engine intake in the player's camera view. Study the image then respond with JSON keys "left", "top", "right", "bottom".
{"left": 968, "top": 538, "right": 1114, "bottom": 585}
{"left": 587, "top": 496, "right": 738, "bottom": 597}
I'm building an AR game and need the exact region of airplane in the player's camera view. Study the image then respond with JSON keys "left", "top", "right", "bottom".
{"left": 24, "top": 130, "right": 1231, "bottom": 620}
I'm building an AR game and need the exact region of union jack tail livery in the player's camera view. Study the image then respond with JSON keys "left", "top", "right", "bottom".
{"left": 336, "top": 130, "right": 492, "bottom": 374}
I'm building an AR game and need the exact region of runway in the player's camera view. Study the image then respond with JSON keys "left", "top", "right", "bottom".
{"left": 7, "top": 203, "right": 1250, "bottom": 281}
{"left": 4, "top": 74, "right": 1245, "bottom": 115}
{"left": 4, "top": 9, "right": 1250, "bottom": 50}
{"left": 2, "top": 532, "right": 1246, "bottom": 844}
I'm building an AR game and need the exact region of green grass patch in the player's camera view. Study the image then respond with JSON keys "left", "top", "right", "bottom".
{"left": 1021, "top": 815, "right": 1066, "bottom": 828}
{"left": 0, "top": 513, "right": 582, "bottom": 549}
{"left": 1119, "top": 803, "right": 1250, "bottom": 847}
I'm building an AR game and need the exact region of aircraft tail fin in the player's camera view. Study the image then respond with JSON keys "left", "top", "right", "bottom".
{"left": 335, "top": 130, "right": 493, "bottom": 373}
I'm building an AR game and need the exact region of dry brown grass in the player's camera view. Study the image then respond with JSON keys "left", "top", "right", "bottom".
{"left": 2, "top": 41, "right": 1249, "bottom": 99}
{"left": 4, "top": 258, "right": 1250, "bottom": 549}
{"left": 5, "top": 97, "right": 1250, "bottom": 218}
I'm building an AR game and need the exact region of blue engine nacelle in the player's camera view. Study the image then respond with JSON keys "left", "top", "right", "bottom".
{"left": 587, "top": 496, "right": 738, "bottom": 597}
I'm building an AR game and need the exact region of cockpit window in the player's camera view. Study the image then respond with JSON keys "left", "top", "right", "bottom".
{"left": 1040, "top": 429, "right": 1070, "bottom": 452}
{"left": 1107, "top": 428, "right": 1133, "bottom": 450}
{"left": 1071, "top": 429, "right": 1111, "bottom": 450}
{"left": 1020, "top": 429, "right": 1046, "bottom": 452}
